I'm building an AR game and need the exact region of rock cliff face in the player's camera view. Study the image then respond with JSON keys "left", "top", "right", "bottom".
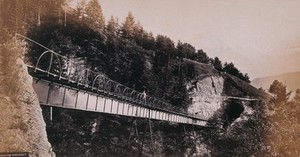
{"left": 186, "top": 59, "right": 266, "bottom": 122}
{"left": 185, "top": 60, "right": 267, "bottom": 156}
{"left": 188, "top": 76, "right": 224, "bottom": 120}
{"left": 0, "top": 39, "right": 54, "bottom": 156}
{"left": 187, "top": 74, "right": 257, "bottom": 124}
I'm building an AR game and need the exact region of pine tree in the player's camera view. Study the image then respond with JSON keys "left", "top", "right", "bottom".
{"left": 293, "top": 89, "right": 300, "bottom": 104}
{"left": 176, "top": 42, "right": 196, "bottom": 59}
{"left": 195, "top": 49, "right": 210, "bottom": 64}
{"left": 106, "top": 16, "right": 119, "bottom": 37}
{"left": 0, "top": 0, "right": 26, "bottom": 33}
{"left": 85, "top": 0, "right": 105, "bottom": 32}
{"left": 1, "top": 0, "right": 67, "bottom": 31}
{"left": 223, "top": 62, "right": 239, "bottom": 75}
{"left": 268, "top": 80, "right": 291, "bottom": 104}
{"left": 132, "top": 21, "right": 146, "bottom": 45}
{"left": 140, "top": 31, "right": 155, "bottom": 50}
{"left": 212, "top": 57, "right": 223, "bottom": 71}
{"left": 153, "top": 35, "right": 175, "bottom": 75}
{"left": 74, "top": 0, "right": 86, "bottom": 20}
{"left": 43, "top": 0, "right": 66, "bottom": 24}
{"left": 121, "top": 12, "right": 135, "bottom": 39}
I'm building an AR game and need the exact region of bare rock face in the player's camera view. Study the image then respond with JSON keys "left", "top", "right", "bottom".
{"left": 185, "top": 76, "right": 225, "bottom": 156}
{"left": 187, "top": 76, "right": 224, "bottom": 119}
{"left": 0, "top": 39, "right": 54, "bottom": 156}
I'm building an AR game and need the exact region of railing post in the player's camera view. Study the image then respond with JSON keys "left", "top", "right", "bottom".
{"left": 47, "top": 53, "right": 53, "bottom": 77}
{"left": 50, "top": 107, "right": 53, "bottom": 121}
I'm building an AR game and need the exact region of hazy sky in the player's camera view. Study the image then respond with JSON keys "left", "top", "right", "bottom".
{"left": 97, "top": 0, "right": 300, "bottom": 79}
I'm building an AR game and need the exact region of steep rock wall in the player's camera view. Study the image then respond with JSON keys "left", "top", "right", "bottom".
{"left": 187, "top": 76, "right": 224, "bottom": 119}
{"left": 0, "top": 39, "right": 54, "bottom": 156}
{"left": 186, "top": 70, "right": 265, "bottom": 156}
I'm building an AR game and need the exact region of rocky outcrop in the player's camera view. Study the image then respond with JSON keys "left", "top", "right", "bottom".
{"left": 0, "top": 39, "right": 54, "bottom": 156}
{"left": 187, "top": 76, "right": 224, "bottom": 120}
{"left": 186, "top": 60, "right": 267, "bottom": 156}
{"left": 186, "top": 59, "right": 266, "bottom": 122}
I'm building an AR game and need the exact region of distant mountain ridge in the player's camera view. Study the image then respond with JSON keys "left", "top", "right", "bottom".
{"left": 251, "top": 71, "right": 300, "bottom": 92}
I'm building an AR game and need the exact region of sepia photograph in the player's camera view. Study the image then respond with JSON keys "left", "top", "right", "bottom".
{"left": 0, "top": 0, "right": 300, "bottom": 156}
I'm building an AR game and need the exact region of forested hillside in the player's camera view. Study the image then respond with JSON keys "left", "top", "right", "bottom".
{"left": 0, "top": 1, "right": 269, "bottom": 156}
{"left": 0, "top": 0, "right": 251, "bottom": 110}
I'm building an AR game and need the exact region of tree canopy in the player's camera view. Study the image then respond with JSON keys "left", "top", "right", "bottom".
{"left": 1, "top": 0, "right": 252, "bottom": 109}
{"left": 263, "top": 80, "right": 300, "bottom": 156}
{"left": 268, "top": 80, "right": 291, "bottom": 104}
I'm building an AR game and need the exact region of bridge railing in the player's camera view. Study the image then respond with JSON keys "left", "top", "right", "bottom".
{"left": 17, "top": 34, "right": 205, "bottom": 120}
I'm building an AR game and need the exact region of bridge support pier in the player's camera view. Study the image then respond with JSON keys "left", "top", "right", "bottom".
{"left": 148, "top": 119, "right": 154, "bottom": 156}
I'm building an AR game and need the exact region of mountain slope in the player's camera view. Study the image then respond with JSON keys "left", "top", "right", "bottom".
{"left": 252, "top": 71, "right": 300, "bottom": 92}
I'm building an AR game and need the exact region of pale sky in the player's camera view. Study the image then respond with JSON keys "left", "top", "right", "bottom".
{"left": 97, "top": 0, "right": 300, "bottom": 79}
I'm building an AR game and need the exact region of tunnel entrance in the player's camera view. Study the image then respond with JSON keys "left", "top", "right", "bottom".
{"left": 223, "top": 101, "right": 244, "bottom": 127}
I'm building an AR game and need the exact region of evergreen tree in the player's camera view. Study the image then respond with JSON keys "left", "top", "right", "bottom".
{"left": 293, "top": 89, "right": 300, "bottom": 104}
{"left": 0, "top": 0, "right": 66, "bottom": 33}
{"left": 121, "top": 12, "right": 135, "bottom": 39}
{"left": 156, "top": 35, "right": 175, "bottom": 52}
{"left": 34, "top": 0, "right": 48, "bottom": 26}
{"left": 106, "top": 16, "right": 119, "bottom": 37}
{"left": 74, "top": 0, "right": 86, "bottom": 20}
{"left": 223, "top": 62, "right": 250, "bottom": 83}
{"left": 153, "top": 34, "right": 175, "bottom": 81}
{"left": 265, "top": 81, "right": 300, "bottom": 156}
{"left": 223, "top": 62, "right": 239, "bottom": 75}
{"left": 85, "top": 0, "right": 105, "bottom": 32}
{"left": 212, "top": 57, "right": 223, "bottom": 71}
{"left": 176, "top": 41, "right": 196, "bottom": 59}
{"left": 0, "top": 0, "right": 27, "bottom": 33}
{"left": 132, "top": 21, "right": 146, "bottom": 46}
{"left": 243, "top": 73, "right": 250, "bottom": 83}
{"left": 268, "top": 80, "right": 291, "bottom": 104}
{"left": 42, "top": 0, "right": 65, "bottom": 19}
{"left": 140, "top": 31, "right": 155, "bottom": 50}
{"left": 195, "top": 49, "right": 210, "bottom": 64}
